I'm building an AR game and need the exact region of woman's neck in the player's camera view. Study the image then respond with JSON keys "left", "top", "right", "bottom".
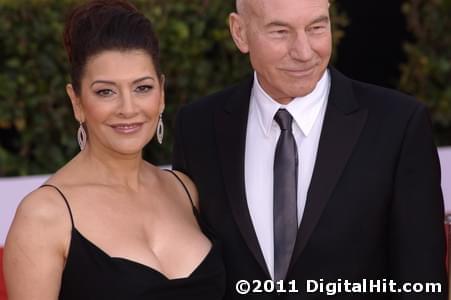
{"left": 77, "top": 143, "right": 150, "bottom": 191}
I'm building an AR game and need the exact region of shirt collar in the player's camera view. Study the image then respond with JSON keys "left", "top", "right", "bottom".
{"left": 251, "top": 69, "right": 330, "bottom": 137}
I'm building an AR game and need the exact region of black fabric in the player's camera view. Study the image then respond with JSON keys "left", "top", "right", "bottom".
{"left": 172, "top": 67, "right": 447, "bottom": 299}
{"left": 273, "top": 109, "right": 298, "bottom": 281}
{"left": 40, "top": 183, "right": 226, "bottom": 300}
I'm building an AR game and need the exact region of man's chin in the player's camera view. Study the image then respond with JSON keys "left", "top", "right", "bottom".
{"left": 288, "top": 84, "right": 317, "bottom": 98}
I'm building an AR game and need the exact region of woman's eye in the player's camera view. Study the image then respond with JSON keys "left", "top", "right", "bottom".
{"left": 135, "top": 85, "right": 153, "bottom": 93}
{"left": 95, "top": 89, "right": 115, "bottom": 97}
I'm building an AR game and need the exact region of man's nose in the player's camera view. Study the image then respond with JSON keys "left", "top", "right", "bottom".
{"left": 289, "top": 32, "right": 314, "bottom": 61}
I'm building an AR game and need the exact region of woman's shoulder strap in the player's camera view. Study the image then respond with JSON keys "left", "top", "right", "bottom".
{"left": 40, "top": 184, "right": 75, "bottom": 228}
{"left": 164, "top": 169, "right": 197, "bottom": 211}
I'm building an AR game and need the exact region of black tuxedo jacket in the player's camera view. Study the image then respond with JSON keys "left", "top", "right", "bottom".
{"left": 172, "top": 68, "right": 447, "bottom": 299}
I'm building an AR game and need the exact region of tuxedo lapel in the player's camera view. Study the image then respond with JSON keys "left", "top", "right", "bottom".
{"left": 289, "top": 68, "right": 368, "bottom": 271}
{"left": 214, "top": 78, "right": 271, "bottom": 278}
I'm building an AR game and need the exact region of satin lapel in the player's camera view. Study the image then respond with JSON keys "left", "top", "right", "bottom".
{"left": 214, "top": 78, "right": 271, "bottom": 278}
{"left": 289, "top": 68, "right": 368, "bottom": 270}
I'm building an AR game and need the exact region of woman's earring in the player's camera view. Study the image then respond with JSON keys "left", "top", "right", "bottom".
{"left": 77, "top": 122, "right": 87, "bottom": 151}
{"left": 156, "top": 113, "right": 164, "bottom": 144}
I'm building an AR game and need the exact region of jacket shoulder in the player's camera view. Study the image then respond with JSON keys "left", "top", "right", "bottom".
{"left": 349, "top": 77, "right": 425, "bottom": 114}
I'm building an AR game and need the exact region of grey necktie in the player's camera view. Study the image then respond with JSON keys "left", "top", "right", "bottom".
{"left": 273, "top": 108, "right": 298, "bottom": 281}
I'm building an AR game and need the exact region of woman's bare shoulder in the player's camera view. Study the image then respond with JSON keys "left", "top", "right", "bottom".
{"left": 3, "top": 184, "right": 71, "bottom": 300}
{"left": 14, "top": 184, "right": 71, "bottom": 229}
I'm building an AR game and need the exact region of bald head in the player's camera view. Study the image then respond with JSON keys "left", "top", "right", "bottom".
{"left": 235, "top": 0, "right": 244, "bottom": 13}
{"left": 236, "top": 0, "right": 331, "bottom": 16}
{"left": 235, "top": 0, "right": 254, "bottom": 17}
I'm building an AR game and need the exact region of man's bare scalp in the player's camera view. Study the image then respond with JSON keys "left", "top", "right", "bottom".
{"left": 236, "top": 0, "right": 257, "bottom": 17}
{"left": 236, "top": 0, "right": 244, "bottom": 14}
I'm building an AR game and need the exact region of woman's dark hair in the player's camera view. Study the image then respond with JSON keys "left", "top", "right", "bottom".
{"left": 63, "top": 0, "right": 161, "bottom": 94}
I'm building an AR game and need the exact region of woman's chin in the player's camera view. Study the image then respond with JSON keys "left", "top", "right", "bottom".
{"left": 107, "top": 141, "right": 148, "bottom": 157}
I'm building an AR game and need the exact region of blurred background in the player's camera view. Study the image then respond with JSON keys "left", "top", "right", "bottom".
{"left": 0, "top": 0, "right": 449, "bottom": 176}
{"left": 0, "top": 1, "right": 450, "bottom": 298}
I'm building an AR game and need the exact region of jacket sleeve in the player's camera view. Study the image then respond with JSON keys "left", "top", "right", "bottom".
{"left": 390, "top": 103, "right": 447, "bottom": 299}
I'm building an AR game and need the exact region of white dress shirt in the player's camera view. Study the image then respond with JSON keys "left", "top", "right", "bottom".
{"left": 244, "top": 70, "right": 331, "bottom": 278}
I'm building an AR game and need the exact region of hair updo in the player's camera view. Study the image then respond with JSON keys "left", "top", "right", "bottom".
{"left": 63, "top": 0, "right": 161, "bottom": 94}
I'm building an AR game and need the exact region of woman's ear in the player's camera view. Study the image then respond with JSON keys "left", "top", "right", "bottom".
{"left": 66, "top": 83, "right": 85, "bottom": 123}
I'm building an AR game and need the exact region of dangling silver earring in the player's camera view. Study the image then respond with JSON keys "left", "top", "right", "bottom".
{"left": 156, "top": 113, "right": 164, "bottom": 144}
{"left": 77, "top": 122, "right": 87, "bottom": 151}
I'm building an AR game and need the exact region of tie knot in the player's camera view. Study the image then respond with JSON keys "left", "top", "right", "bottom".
{"left": 274, "top": 109, "right": 293, "bottom": 131}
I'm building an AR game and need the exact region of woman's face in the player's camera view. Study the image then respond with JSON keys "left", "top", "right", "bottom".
{"left": 67, "top": 49, "right": 164, "bottom": 156}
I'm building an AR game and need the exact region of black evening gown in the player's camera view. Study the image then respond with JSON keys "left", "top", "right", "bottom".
{"left": 41, "top": 170, "right": 226, "bottom": 300}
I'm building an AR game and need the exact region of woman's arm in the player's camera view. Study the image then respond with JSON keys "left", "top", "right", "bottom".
{"left": 3, "top": 188, "right": 71, "bottom": 300}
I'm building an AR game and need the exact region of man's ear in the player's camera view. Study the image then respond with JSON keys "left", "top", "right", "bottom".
{"left": 66, "top": 84, "right": 85, "bottom": 123}
{"left": 229, "top": 12, "right": 250, "bottom": 54}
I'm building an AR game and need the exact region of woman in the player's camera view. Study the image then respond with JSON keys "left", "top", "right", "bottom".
{"left": 3, "top": 1, "right": 225, "bottom": 299}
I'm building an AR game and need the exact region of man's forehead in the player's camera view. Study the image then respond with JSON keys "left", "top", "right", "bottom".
{"left": 237, "top": 0, "right": 330, "bottom": 11}
{"left": 237, "top": 0, "right": 329, "bottom": 18}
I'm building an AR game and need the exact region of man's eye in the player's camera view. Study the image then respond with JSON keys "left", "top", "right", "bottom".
{"left": 95, "top": 89, "right": 115, "bottom": 97}
{"left": 272, "top": 30, "right": 288, "bottom": 35}
{"left": 135, "top": 85, "right": 153, "bottom": 93}
{"left": 308, "top": 25, "right": 326, "bottom": 33}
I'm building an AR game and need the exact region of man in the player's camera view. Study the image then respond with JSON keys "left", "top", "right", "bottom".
{"left": 172, "top": 0, "right": 447, "bottom": 299}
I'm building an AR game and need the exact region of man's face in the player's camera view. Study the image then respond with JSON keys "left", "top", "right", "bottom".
{"left": 231, "top": 0, "right": 332, "bottom": 103}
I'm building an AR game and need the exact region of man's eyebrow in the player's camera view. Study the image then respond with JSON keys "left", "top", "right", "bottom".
{"left": 308, "top": 15, "right": 330, "bottom": 25}
{"left": 264, "top": 15, "right": 330, "bottom": 29}
{"left": 264, "top": 21, "right": 290, "bottom": 28}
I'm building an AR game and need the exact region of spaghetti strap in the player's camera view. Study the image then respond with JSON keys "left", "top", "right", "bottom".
{"left": 164, "top": 170, "right": 218, "bottom": 238}
{"left": 164, "top": 169, "right": 196, "bottom": 210}
{"left": 40, "top": 184, "right": 75, "bottom": 228}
